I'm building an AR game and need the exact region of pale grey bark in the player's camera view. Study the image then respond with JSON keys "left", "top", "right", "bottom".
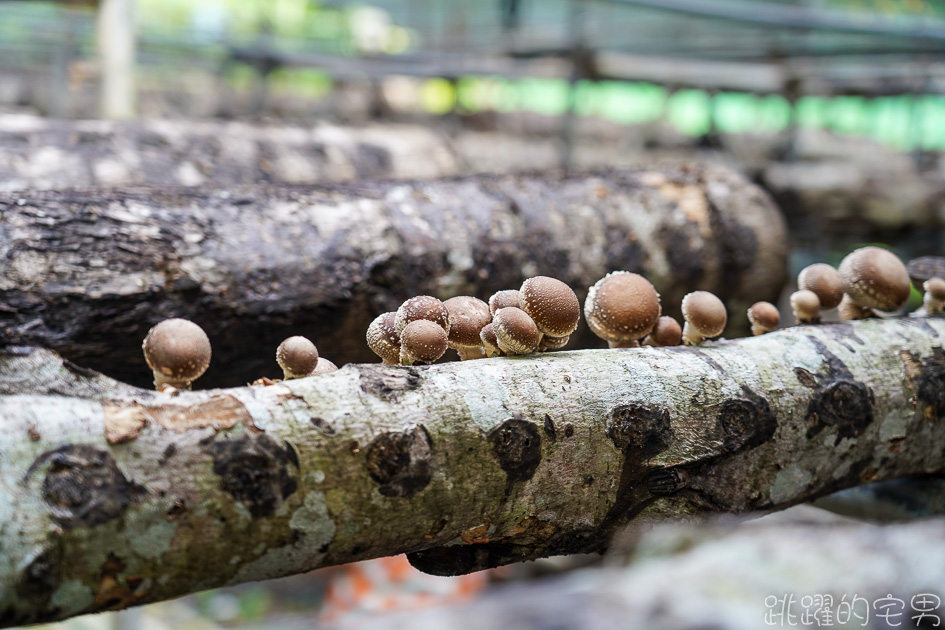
{"left": 1, "top": 316, "right": 944, "bottom": 626}
{"left": 0, "top": 163, "right": 788, "bottom": 388}
{"left": 0, "top": 115, "right": 459, "bottom": 191}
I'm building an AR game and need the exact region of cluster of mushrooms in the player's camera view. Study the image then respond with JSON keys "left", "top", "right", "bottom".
{"left": 141, "top": 319, "right": 337, "bottom": 392}
{"left": 367, "top": 245, "right": 943, "bottom": 367}
{"left": 365, "top": 271, "right": 729, "bottom": 366}
{"left": 140, "top": 245, "right": 943, "bottom": 388}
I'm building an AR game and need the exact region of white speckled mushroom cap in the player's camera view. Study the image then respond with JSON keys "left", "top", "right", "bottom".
{"left": 488, "top": 290, "right": 521, "bottom": 317}
{"left": 798, "top": 263, "right": 844, "bottom": 310}
{"left": 838, "top": 247, "right": 911, "bottom": 311}
{"left": 366, "top": 312, "right": 401, "bottom": 364}
{"left": 400, "top": 319, "right": 449, "bottom": 364}
{"left": 276, "top": 336, "right": 319, "bottom": 379}
{"left": 443, "top": 296, "right": 492, "bottom": 349}
{"left": 584, "top": 271, "right": 661, "bottom": 343}
{"left": 394, "top": 296, "right": 450, "bottom": 336}
{"left": 492, "top": 307, "right": 541, "bottom": 355}
{"left": 519, "top": 276, "right": 581, "bottom": 337}
{"left": 681, "top": 291, "right": 727, "bottom": 338}
{"left": 142, "top": 318, "right": 212, "bottom": 386}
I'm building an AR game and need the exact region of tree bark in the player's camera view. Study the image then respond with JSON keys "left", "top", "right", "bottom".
{"left": 1, "top": 316, "right": 944, "bottom": 626}
{"left": 0, "top": 163, "right": 787, "bottom": 388}
{"left": 0, "top": 115, "right": 460, "bottom": 191}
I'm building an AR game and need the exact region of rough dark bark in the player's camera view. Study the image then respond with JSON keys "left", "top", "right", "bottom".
{"left": 1, "top": 316, "right": 944, "bottom": 626}
{"left": 0, "top": 164, "right": 787, "bottom": 388}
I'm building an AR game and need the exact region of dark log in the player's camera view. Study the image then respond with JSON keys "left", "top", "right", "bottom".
{"left": 0, "top": 164, "right": 788, "bottom": 388}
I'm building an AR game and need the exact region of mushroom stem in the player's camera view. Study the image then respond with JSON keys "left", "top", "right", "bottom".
{"left": 681, "top": 322, "right": 705, "bottom": 346}
{"left": 608, "top": 340, "right": 640, "bottom": 348}
{"left": 838, "top": 294, "right": 875, "bottom": 321}
{"left": 153, "top": 373, "right": 190, "bottom": 392}
{"left": 923, "top": 278, "right": 945, "bottom": 315}
{"left": 456, "top": 346, "right": 487, "bottom": 361}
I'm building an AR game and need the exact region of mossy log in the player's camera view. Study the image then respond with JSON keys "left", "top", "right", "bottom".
{"left": 0, "top": 163, "right": 787, "bottom": 388}
{"left": 1, "top": 316, "right": 944, "bottom": 626}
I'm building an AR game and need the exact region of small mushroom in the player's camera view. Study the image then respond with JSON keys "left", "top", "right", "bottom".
{"left": 538, "top": 334, "right": 570, "bottom": 352}
{"left": 313, "top": 358, "right": 339, "bottom": 375}
{"left": 584, "top": 271, "right": 661, "bottom": 348}
{"left": 366, "top": 312, "right": 401, "bottom": 365}
{"left": 838, "top": 246, "right": 911, "bottom": 312}
{"left": 399, "top": 319, "right": 449, "bottom": 365}
{"left": 797, "top": 263, "right": 844, "bottom": 312}
{"left": 480, "top": 323, "right": 502, "bottom": 357}
{"left": 519, "top": 276, "right": 581, "bottom": 338}
{"left": 394, "top": 295, "right": 450, "bottom": 336}
{"left": 489, "top": 290, "right": 522, "bottom": 317}
{"left": 276, "top": 336, "right": 319, "bottom": 379}
{"left": 790, "top": 290, "right": 821, "bottom": 325}
{"left": 680, "top": 291, "right": 727, "bottom": 345}
{"left": 643, "top": 316, "right": 682, "bottom": 347}
{"left": 747, "top": 301, "right": 780, "bottom": 335}
{"left": 443, "top": 295, "right": 492, "bottom": 360}
{"left": 923, "top": 278, "right": 945, "bottom": 315}
{"left": 837, "top": 294, "right": 874, "bottom": 321}
{"left": 142, "top": 318, "right": 212, "bottom": 391}
{"left": 492, "top": 307, "right": 541, "bottom": 355}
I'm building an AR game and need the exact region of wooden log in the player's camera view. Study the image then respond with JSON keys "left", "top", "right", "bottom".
{"left": 0, "top": 164, "right": 788, "bottom": 388}
{"left": 0, "top": 115, "right": 460, "bottom": 191}
{"left": 0, "top": 316, "right": 943, "bottom": 625}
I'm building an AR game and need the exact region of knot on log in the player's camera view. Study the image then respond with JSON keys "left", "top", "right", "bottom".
{"left": 208, "top": 434, "right": 299, "bottom": 518}
{"left": 27, "top": 444, "right": 146, "bottom": 528}
{"left": 488, "top": 419, "right": 542, "bottom": 484}
{"left": 606, "top": 404, "right": 672, "bottom": 458}
{"left": 365, "top": 424, "right": 433, "bottom": 498}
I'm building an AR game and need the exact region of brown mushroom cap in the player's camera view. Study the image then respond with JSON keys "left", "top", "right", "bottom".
{"left": 492, "top": 307, "right": 541, "bottom": 355}
{"left": 798, "top": 263, "right": 844, "bottom": 310}
{"left": 313, "top": 358, "right": 339, "bottom": 375}
{"left": 925, "top": 277, "right": 945, "bottom": 301}
{"left": 400, "top": 319, "right": 449, "bottom": 364}
{"left": 142, "top": 318, "right": 212, "bottom": 387}
{"left": 538, "top": 334, "right": 570, "bottom": 351}
{"left": 366, "top": 312, "right": 401, "bottom": 364}
{"left": 489, "top": 290, "right": 521, "bottom": 317}
{"left": 747, "top": 301, "right": 780, "bottom": 331}
{"left": 480, "top": 322, "right": 502, "bottom": 357}
{"left": 276, "top": 336, "right": 319, "bottom": 379}
{"left": 790, "top": 290, "right": 821, "bottom": 322}
{"left": 395, "top": 296, "right": 450, "bottom": 336}
{"left": 838, "top": 246, "right": 911, "bottom": 311}
{"left": 648, "top": 316, "right": 682, "bottom": 346}
{"left": 584, "top": 271, "right": 661, "bottom": 343}
{"left": 443, "top": 296, "right": 492, "bottom": 348}
{"left": 519, "top": 276, "right": 581, "bottom": 337}
{"left": 681, "top": 291, "right": 727, "bottom": 338}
